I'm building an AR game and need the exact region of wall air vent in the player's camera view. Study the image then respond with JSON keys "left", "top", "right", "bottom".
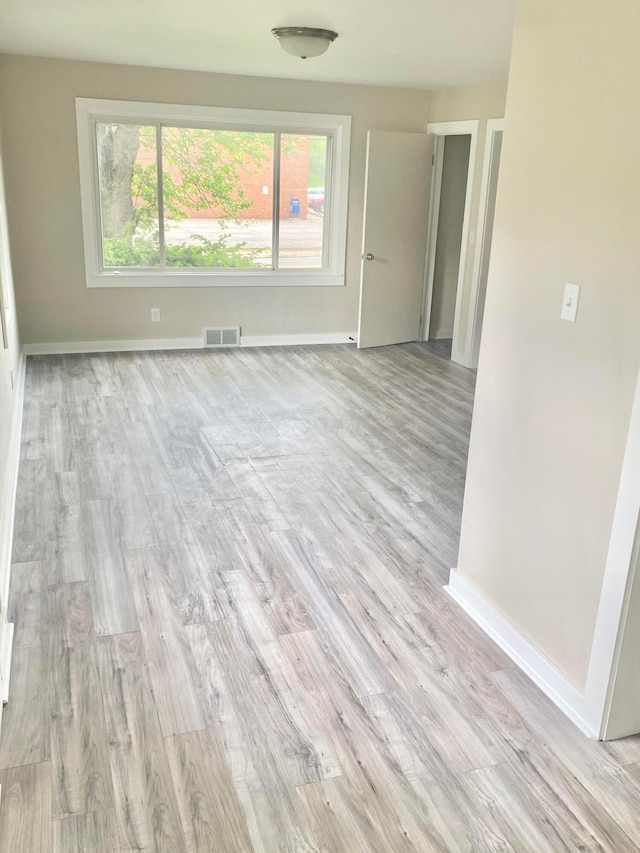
{"left": 203, "top": 327, "right": 240, "bottom": 348}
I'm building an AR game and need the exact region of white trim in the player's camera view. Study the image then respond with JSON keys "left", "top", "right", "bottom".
{"left": 466, "top": 119, "right": 505, "bottom": 369}
{"left": 431, "top": 329, "right": 453, "bottom": 341}
{"left": 75, "top": 98, "right": 351, "bottom": 290}
{"left": 584, "top": 366, "right": 640, "bottom": 738}
{"left": 1, "top": 623, "right": 14, "bottom": 705}
{"left": 445, "top": 570, "right": 597, "bottom": 739}
{"left": 601, "top": 539, "right": 640, "bottom": 740}
{"left": 422, "top": 121, "right": 479, "bottom": 367}
{"left": 24, "top": 338, "right": 203, "bottom": 355}
{"left": 77, "top": 97, "right": 351, "bottom": 131}
{"left": 23, "top": 333, "right": 358, "bottom": 356}
{"left": 0, "top": 349, "right": 26, "bottom": 731}
{"left": 0, "top": 351, "right": 25, "bottom": 619}
{"left": 84, "top": 272, "right": 345, "bottom": 289}
{"left": 425, "top": 121, "right": 479, "bottom": 136}
{"left": 241, "top": 332, "right": 356, "bottom": 347}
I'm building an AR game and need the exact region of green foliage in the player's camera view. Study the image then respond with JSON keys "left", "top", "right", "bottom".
{"left": 128, "top": 127, "right": 273, "bottom": 228}
{"left": 280, "top": 133, "right": 326, "bottom": 188}
{"left": 129, "top": 129, "right": 159, "bottom": 233}
{"left": 103, "top": 229, "right": 261, "bottom": 269}
{"left": 308, "top": 136, "right": 327, "bottom": 188}
{"left": 161, "top": 128, "right": 271, "bottom": 221}
{"left": 103, "top": 229, "right": 160, "bottom": 267}
{"left": 165, "top": 234, "right": 260, "bottom": 268}
{"left": 104, "top": 126, "right": 273, "bottom": 268}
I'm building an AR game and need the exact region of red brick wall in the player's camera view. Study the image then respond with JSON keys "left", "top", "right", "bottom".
{"left": 279, "top": 136, "right": 310, "bottom": 220}
{"left": 134, "top": 135, "right": 310, "bottom": 220}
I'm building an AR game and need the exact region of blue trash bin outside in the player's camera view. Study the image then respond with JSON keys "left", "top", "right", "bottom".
{"left": 290, "top": 197, "right": 301, "bottom": 217}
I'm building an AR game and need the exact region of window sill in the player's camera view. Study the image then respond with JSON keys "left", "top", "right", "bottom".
{"left": 86, "top": 271, "right": 345, "bottom": 289}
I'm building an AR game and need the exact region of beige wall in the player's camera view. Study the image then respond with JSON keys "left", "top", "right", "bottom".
{"left": 0, "top": 55, "right": 431, "bottom": 345}
{"left": 456, "top": 0, "right": 640, "bottom": 688}
{"left": 428, "top": 80, "right": 508, "bottom": 361}
{"left": 429, "top": 134, "right": 471, "bottom": 339}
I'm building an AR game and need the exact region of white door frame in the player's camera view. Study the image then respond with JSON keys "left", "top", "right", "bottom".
{"left": 584, "top": 365, "right": 640, "bottom": 738}
{"left": 466, "top": 119, "right": 504, "bottom": 368}
{"left": 421, "top": 120, "right": 478, "bottom": 366}
{"left": 0, "top": 143, "right": 12, "bottom": 350}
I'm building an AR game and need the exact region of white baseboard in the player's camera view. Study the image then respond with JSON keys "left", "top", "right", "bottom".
{"left": 23, "top": 332, "right": 358, "bottom": 356}
{"left": 432, "top": 330, "right": 453, "bottom": 341}
{"left": 23, "top": 337, "right": 203, "bottom": 355}
{"left": 445, "top": 570, "right": 597, "bottom": 738}
{"left": 0, "top": 350, "right": 26, "bottom": 729}
{"left": 1, "top": 623, "right": 14, "bottom": 704}
{"left": 241, "top": 332, "right": 357, "bottom": 347}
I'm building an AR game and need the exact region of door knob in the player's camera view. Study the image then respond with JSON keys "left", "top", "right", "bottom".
{"left": 365, "top": 252, "right": 375, "bottom": 261}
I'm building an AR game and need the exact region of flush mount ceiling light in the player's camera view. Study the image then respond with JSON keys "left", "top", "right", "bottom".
{"left": 272, "top": 27, "right": 338, "bottom": 60}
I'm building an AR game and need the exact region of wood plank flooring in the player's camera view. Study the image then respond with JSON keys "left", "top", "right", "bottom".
{"left": 2, "top": 341, "right": 640, "bottom": 851}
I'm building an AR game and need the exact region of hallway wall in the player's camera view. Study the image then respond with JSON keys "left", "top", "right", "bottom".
{"left": 455, "top": 0, "right": 640, "bottom": 690}
{"left": 429, "top": 134, "right": 471, "bottom": 340}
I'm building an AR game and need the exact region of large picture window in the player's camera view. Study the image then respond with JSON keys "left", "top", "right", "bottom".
{"left": 76, "top": 99, "right": 351, "bottom": 287}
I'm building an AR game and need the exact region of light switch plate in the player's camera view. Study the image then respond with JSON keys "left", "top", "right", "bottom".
{"left": 561, "top": 283, "right": 580, "bottom": 322}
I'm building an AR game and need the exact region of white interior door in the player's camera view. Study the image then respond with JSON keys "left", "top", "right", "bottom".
{"left": 357, "top": 131, "right": 432, "bottom": 349}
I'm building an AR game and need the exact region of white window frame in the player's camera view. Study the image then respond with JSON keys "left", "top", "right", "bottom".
{"left": 76, "top": 98, "right": 351, "bottom": 288}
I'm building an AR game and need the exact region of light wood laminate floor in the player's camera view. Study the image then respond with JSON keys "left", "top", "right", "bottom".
{"left": 2, "top": 342, "right": 640, "bottom": 852}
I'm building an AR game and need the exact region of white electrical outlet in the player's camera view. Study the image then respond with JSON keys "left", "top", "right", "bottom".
{"left": 561, "top": 283, "right": 580, "bottom": 323}
{"left": 151, "top": 308, "right": 161, "bottom": 322}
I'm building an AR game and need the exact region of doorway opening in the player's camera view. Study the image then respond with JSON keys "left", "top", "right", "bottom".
{"left": 422, "top": 121, "right": 479, "bottom": 366}
{"left": 426, "top": 133, "right": 471, "bottom": 361}
{"left": 355, "top": 122, "right": 503, "bottom": 362}
{"left": 422, "top": 119, "right": 504, "bottom": 368}
{"left": 422, "top": 120, "right": 478, "bottom": 365}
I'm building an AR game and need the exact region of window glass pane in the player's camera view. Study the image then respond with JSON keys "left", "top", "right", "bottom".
{"left": 96, "top": 123, "right": 159, "bottom": 267}
{"left": 278, "top": 134, "right": 328, "bottom": 269}
{"left": 162, "top": 127, "right": 274, "bottom": 268}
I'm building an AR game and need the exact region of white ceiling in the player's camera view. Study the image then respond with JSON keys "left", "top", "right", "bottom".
{"left": 0, "top": 0, "right": 515, "bottom": 90}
